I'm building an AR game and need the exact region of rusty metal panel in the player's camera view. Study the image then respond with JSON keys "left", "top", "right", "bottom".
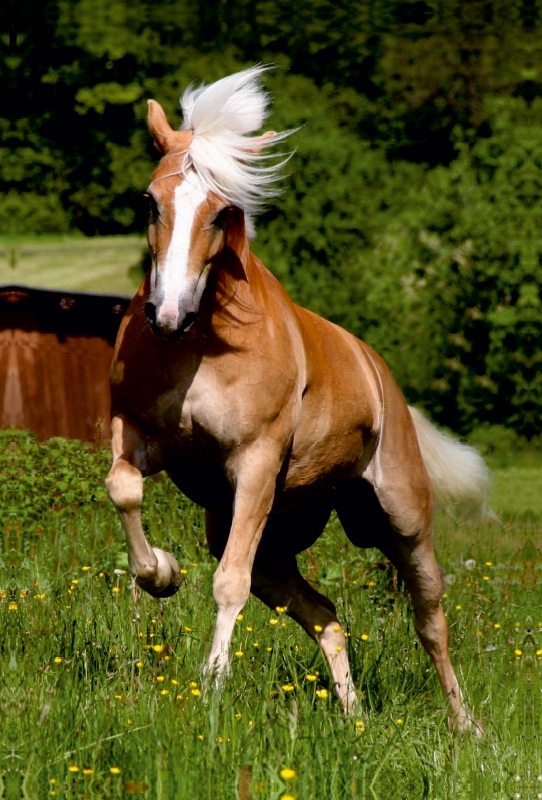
{"left": 0, "top": 286, "right": 130, "bottom": 441}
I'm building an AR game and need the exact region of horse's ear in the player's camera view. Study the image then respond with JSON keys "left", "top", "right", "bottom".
{"left": 147, "top": 100, "right": 174, "bottom": 154}
{"left": 245, "top": 130, "right": 276, "bottom": 154}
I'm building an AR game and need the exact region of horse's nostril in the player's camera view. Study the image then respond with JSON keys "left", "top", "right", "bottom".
{"left": 145, "top": 302, "right": 157, "bottom": 326}
{"left": 180, "top": 312, "right": 197, "bottom": 333}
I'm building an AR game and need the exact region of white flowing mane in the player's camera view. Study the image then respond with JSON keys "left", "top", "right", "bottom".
{"left": 179, "top": 66, "right": 293, "bottom": 231}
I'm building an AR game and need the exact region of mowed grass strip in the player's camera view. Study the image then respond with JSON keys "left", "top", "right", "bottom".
{"left": 2, "top": 432, "right": 540, "bottom": 799}
{"left": 0, "top": 234, "right": 145, "bottom": 295}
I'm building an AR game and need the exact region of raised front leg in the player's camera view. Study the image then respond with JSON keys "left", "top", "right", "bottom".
{"left": 105, "top": 415, "right": 181, "bottom": 598}
{"left": 204, "top": 445, "right": 282, "bottom": 681}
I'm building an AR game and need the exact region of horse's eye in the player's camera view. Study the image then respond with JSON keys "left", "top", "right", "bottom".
{"left": 212, "top": 207, "right": 231, "bottom": 229}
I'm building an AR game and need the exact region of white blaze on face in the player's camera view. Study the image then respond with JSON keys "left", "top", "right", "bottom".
{"left": 157, "top": 171, "right": 208, "bottom": 329}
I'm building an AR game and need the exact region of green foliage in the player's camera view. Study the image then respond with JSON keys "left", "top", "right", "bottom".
{"left": 2, "top": 1, "right": 540, "bottom": 433}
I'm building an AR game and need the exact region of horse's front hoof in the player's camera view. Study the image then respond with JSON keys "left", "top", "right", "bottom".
{"left": 136, "top": 548, "right": 181, "bottom": 598}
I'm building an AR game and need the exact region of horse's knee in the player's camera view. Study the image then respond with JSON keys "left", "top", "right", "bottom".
{"left": 106, "top": 461, "right": 143, "bottom": 512}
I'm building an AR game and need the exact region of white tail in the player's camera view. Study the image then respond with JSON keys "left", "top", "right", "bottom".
{"left": 408, "top": 406, "right": 490, "bottom": 523}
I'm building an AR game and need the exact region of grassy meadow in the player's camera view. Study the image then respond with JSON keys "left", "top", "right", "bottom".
{"left": 2, "top": 431, "right": 540, "bottom": 799}
{"left": 0, "top": 235, "right": 145, "bottom": 296}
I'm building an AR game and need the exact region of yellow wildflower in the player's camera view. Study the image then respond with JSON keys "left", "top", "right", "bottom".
{"left": 156, "top": 676, "right": 165, "bottom": 682}
{"left": 314, "top": 624, "right": 323, "bottom": 633}
{"left": 280, "top": 768, "right": 296, "bottom": 780}
{"left": 236, "top": 614, "right": 243, "bottom": 621}
{"left": 514, "top": 649, "right": 522, "bottom": 656}
{"left": 53, "top": 657, "right": 63, "bottom": 664}
{"left": 276, "top": 606, "right": 287, "bottom": 614}
{"left": 235, "top": 651, "right": 244, "bottom": 657}
{"left": 306, "top": 674, "right": 317, "bottom": 682}
{"left": 316, "top": 689, "right": 328, "bottom": 699}
{"left": 191, "top": 688, "right": 201, "bottom": 696}
{"left": 355, "top": 720, "right": 365, "bottom": 732}
{"left": 360, "top": 634, "right": 369, "bottom": 641}
{"left": 152, "top": 645, "right": 164, "bottom": 653}
{"left": 81, "top": 566, "right": 91, "bottom": 572}
{"left": 68, "top": 765, "right": 79, "bottom": 773}
{"left": 111, "top": 587, "right": 121, "bottom": 594}
{"left": 189, "top": 681, "right": 198, "bottom": 688}
{"left": 396, "top": 718, "right": 404, "bottom": 725}
{"left": 136, "top": 662, "right": 143, "bottom": 668}
{"left": 160, "top": 689, "right": 169, "bottom": 695}
{"left": 83, "top": 769, "right": 94, "bottom": 776}
{"left": 270, "top": 619, "right": 279, "bottom": 625}
{"left": 281, "top": 684, "right": 294, "bottom": 692}
{"left": 110, "top": 767, "right": 121, "bottom": 775}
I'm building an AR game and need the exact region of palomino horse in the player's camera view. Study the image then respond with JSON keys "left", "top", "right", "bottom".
{"left": 106, "top": 67, "right": 489, "bottom": 731}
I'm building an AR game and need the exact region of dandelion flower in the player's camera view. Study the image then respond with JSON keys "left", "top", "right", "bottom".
{"left": 246, "top": 626, "right": 253, "bottom": 631}
{"left": 53, "top": 657, "right": 63, "bottom": 664}
{"left": 110, "top": 767, "right": 121, "bottom": 775}
{"left": 191, "top": 688, "right": 201, "bottom": 696}
{"left": 156, "top": 676, "right": 165, "bottom": 682}
{"left": 152, "top": 644, "right": 164, "bottom": 653}
{"left": 316, "top": 689, "right": 328, "bottom": 699}
{"left": 160, "top": 689, "right": 169, "bottom": 695}
{"left": 536, "top": 649, "right": 542, "bottom": 656}
{"left": 112, "top": 587, "right": 121, "bottom": 594}
{"left": 236, "top": 614, "right": 244, "bottom": 621}
{"left": 280, "top": 768, "right": 296, "bottom": 780}
{"left": 235, "top": 651, "right": 244, "bottom": 657}
{"left": 176, "top": 694, "right": 184, "bottom": 700}
{"left": 253, "top": 642, "right": 259, "bottom": 647}
{"left": 171, "top": 679, "right": 179, "bottom": 685}
{"left": 189, "top": 681, "right": 198, "bottom": 688}
{"left": 281, "top": 684, "right": 294, "bottom": 692}
{"left": 68, "top": 765, "right": 79, "bottom": 773}
{"left": 83, "top": 769, "right": 94, "bottom": 776}
{"left": 136, "top": 662, "right": 143, "bottom": 668}
{"left": 514, "top": 649, "right": 522, "bottom": 656}
{"left": 306, "top": 674, "right": 317, "bottom": 682}
{"left": 360, "top": 634, "right": 369, "bottom": 641}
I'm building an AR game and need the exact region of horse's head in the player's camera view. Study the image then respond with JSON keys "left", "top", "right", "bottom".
{"left": 143, "top": 68, "right": 290, "bottom": 339}
{"left": 143, "top": 102, "right": 226, "bottom": 337}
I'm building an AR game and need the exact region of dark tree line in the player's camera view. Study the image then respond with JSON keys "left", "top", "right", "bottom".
{"left": 2, "top": 0, "right": 541, "bottom": 438}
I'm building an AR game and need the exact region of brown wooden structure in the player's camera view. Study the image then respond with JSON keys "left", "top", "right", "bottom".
{"left": 0, "top": 285, "right": 130, "bottom": 441}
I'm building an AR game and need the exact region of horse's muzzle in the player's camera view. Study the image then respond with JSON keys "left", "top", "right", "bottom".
{"left": 145, "top": 301, "right": 196, "bottom": 339}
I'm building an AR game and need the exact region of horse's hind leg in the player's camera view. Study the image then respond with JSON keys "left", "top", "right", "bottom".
{"left": 247, "top": 500, "right": 358, "bottom": 713}
{"left": 105, "top": 415, "right": 180, "bottom": 598}
{"left": 337, "top": 478, "right": 476, "bottom": 734}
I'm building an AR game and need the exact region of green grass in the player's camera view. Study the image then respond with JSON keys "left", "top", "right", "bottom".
{"left": 0, "top": 234, "right": 145, "bottom": 295}
{"left": 2, "top": 432, "right": 539, "bottom": 799}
